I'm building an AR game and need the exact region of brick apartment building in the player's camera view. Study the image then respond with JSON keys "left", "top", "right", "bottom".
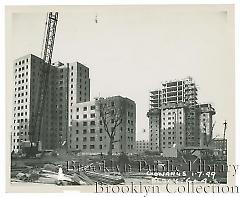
{"left": 69, "top": 96, "right": 136, "bottom": 155}
{"left": 11, "top": 54, "right": 90, "bottom": 153}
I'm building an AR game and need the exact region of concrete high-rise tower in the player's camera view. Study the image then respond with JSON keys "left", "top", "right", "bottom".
{"left": 147, "top": 77, "right": 215, "bottom": 153}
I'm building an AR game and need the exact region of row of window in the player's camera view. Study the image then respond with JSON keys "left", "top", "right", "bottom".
{"left": 162, "top": 141, "right": 183, "bottom": 145}
{"left": 13, "top": 125, "right": 28, "bottom": 130}
{"left": 73, "top": 144, "right": 104, "bottom": 150}
{"left": 13, "top": 111, "right": 28, "bottom": 117}
{"left": 162, "top": 136, "right": 183, "bottom": 140}
{"left": 14, "top": 98, "right": 28, "bottom": 103}
{"left": 13, "top": 105, "right": 28, "bottom": 111}
{"left": 136, "top": 147, "right": 148, "bottom": 149}
{"left": 71, "top": 144, "right": 134, "bottom": 150}
{"left": 15, "top": 85, "right": 28, "bottom": 92}
{"left": 162, "top": 121, "right": 182, "bottom": 125}
{"left": 15, "top": 79, "right": 28, "bottom": 85}
{"left": 13, "top": 118, "right": 28, "bottom": 123}
{"left": 162, "top": 126, "right": 182, "bottom": 130}
{"left": 76, "top": 105, "right": 95, "bottom": 112}
{"left": 13, "top": 131, "right": 29, "bottom": 136}
{"left": 162, "top": 111, "right": 182, "bottom": 115}
{"left": 15, "top": 72, "right": 28, "bottom": 79}
{"left": 75, "top": 128, "right": 96, "bottom": 134}
{"left": 13, "top": 138, "right": 28, "bottom": 143}
{"left": 14, "top": 92, "right": 28, "bottom": 98}
{"left": 15, "top": 59, "right": 28, "bottom": 66}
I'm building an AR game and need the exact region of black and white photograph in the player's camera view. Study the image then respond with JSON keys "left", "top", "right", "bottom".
{"left": 3, "top": 2, "right": 239, "bottom": 194}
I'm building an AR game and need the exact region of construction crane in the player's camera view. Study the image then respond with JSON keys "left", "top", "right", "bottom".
{"left": 42, "top": 12, "right": 59, "bottom": 64}
{"left": 28, "top": 12, "right": 58, "bottom": 155}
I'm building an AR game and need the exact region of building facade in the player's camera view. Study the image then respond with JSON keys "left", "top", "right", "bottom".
{"left": 147, "top": 108, "right": 160, "bottom": 152}
{"left": 136, "top": 140, "right": 149, "bottom": 154}
{"left": 68, "top": 96, "right": 136, "bottom": 155}
{"left": 198, "top": 103, "right": 216, "bottom": 146}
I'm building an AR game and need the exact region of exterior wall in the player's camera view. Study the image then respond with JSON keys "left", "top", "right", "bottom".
{"left": 12, "top": 55, "right": 32, "bottom": 152}
{"left": 51, "top": 62, "right": 69, "bottom": 148}
{"left": 160, "top": 103, "right": 186, "bottom": 151}
{"left": 198, "top": 103, "right": 216, "bottom": 146}
{"left": 68, "top": 96, "right": 136, "bottom": 155}
{"left": 147, "top": 109, "right": 160, "bottom": 152}
{"left": 68, "top": 62, "right": 91, "bottom": 150}
{"left": 136, "top": 140, "right": 149, "bottom": 153}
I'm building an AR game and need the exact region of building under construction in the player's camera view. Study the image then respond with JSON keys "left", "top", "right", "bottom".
{"left": 147, "top": 77, "right": 216, "bottom": 152}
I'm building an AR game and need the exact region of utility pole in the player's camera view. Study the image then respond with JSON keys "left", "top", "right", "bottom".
{"left": 222, "top": 120, "right": 227, "bottom": 158}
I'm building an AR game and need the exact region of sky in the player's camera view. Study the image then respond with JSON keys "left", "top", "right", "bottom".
{"left": 8, "top": 5, "right": 234, "bottom": 140}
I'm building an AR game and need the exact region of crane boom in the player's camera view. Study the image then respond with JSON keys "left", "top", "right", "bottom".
{"left": 29, "top": 12, "right": 58, "bottom": 151}
{"left": 42, "top": 12, "right": 58, "bottom": 64}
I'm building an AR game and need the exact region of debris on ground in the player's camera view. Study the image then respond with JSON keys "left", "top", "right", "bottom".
{"left": 11, "top": 152, "right": 130, "bottom": 185}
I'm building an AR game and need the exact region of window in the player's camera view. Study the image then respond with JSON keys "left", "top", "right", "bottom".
{"left": 90, "top": 137, "right": 95, "bottom": 141}
{"left": 83, "top": 114, "right": 87, "bottom": 118}
{"left": 99, "top": 137, "right": 102, "bottom": 141}
{"left": 100, "top": 128, "right": 103, "bottom": 133}
{"left": 76, "top": 130, "right": 79, "bottom": 134}
{"left": 76, "top": 115, "right": 79, "bottom": 119}
{"left": 99, "top": 145, "right": 102, "bottom": 149}
{"left": 91, "top": 105, "right": 95, "bottom": 110}
{"left": 83, "top": 122, "right": 87, "bottom": 126}
{"left": 83, "top": 137, "right": 87, "bottom": 142}
{"left": 76, "top": 145, "right": 79, "bottom": 149}
{"left": 83, "top": 129, "right": 87, "bottom": 134}
{"left": 90, "top": 129, "right": 95, "bottom": 133}
{"left": 90, "top": 121, "right": 95, "bottom": 126}
{"left": 90, "top": 145, "right": 95, "bottom": 149}
{"left": 76, "top": 137, "right": 79, "bottom": 141}
{"left": 90, "top": 113, "right": 95, "bottom": 118}
{"left": 83, "top": 145, "right": 87, "bottom": 149}
{"left": 83, "top": 106, "right": 87, "bottom": 111}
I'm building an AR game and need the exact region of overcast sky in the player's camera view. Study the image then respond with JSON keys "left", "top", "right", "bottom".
{"left": 8, "top": 5, "right": 234, "bottom": 140}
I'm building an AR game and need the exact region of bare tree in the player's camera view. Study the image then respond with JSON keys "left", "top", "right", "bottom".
{"left": 96, "top": 98, "right": 124, "bottom": 156}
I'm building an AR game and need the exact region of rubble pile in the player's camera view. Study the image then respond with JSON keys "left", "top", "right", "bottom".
{"left": 11, "top": 162, "right": 125, "bottom": 185}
